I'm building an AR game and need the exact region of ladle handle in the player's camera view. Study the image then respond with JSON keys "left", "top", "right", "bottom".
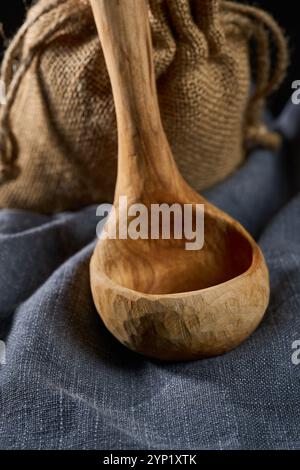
{"left": 90, "top": 0, "right": 179, "bottom": 200}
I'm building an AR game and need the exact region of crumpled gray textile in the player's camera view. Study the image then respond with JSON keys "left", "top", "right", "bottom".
{"left": 0, "top": 102, "right": 300, "bottom": 450}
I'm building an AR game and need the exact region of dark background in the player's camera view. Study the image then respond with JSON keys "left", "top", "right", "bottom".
{"left": 0, "top": 0, "right": 298, "bottom": 114}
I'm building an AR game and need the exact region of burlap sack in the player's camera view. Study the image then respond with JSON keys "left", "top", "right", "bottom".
{"left": 0, "top": 0, "right": 288, "bottom": 213}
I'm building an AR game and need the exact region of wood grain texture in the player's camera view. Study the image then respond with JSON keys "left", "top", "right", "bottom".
{"left": 89, "top": 0, "right": 270, "bottom": 361}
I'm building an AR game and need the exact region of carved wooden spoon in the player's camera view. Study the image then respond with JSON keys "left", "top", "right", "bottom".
{"left": 89, "top": 0, "right": 269, "bottom": 361}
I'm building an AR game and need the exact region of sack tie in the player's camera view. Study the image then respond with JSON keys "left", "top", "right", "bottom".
{"left": 165, "top": 0, "right": 210, "bottom": 61}
{"left": 224, "top": 1, "right": 288, "bottom": 150}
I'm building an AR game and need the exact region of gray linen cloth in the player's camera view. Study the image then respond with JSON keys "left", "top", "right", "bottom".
{"left": 0, "top": 102, "right": 299, "bottom": 450}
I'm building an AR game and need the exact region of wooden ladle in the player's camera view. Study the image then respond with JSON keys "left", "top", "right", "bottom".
{"left": 89, "top": 0, "right": 269, "bottom": 361}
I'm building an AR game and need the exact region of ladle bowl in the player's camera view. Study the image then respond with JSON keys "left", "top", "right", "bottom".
{"left": 89, "top": 0, "right": 270, "bottom": 361}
